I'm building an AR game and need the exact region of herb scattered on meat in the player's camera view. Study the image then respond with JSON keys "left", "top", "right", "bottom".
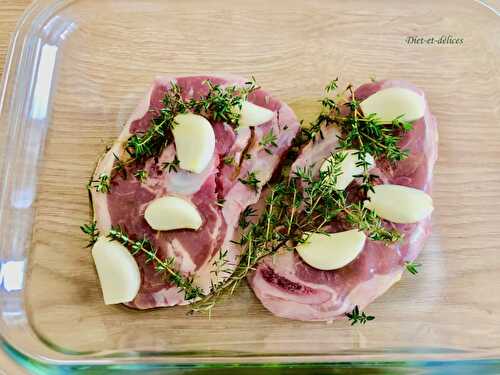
{"left": 223, "top": 156, "right": 235, "bottom": 165}
{"left": 88, "top": 173, "right": 111, "bottom": 193}
{"left": 239, "top": 206, "right": 257, "bottom": 229}
{"left": 108, "top": 226, "right": 204, "bottom": 301}
{"left": 162, "top": 156, "right": 180, "bottom": 173}
{"left": 190, "top": 79, "right": 414, "bottom": 315}
{"left": 84, "top": 79, "right": 263, "bottom": 305}
{"left": 191, "top": 157, "right": 400, "bottom": 314}
{"left": 112, "top": 153, "right": 127, "bottom": 178}
{"left": 239, "top": 171, "right": 261, "bottom": 192}
{"left": 312, "top": 78, "right": 413, "bottom": 195}
{"left": 259, "top": 129, "right": 278, "bottom": 154}
{"left": 85, "top": 77, "right": 419, "bottom": 322}
{"left": 134, "top": 169, "right": 149, "bottom": 183}
{"left": 124, "top": 79, "right": 259, "bottom": 163}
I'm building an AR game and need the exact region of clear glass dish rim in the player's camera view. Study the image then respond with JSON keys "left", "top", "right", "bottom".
{"left": 0, "top": 0, "right": 499, "bottom": 370}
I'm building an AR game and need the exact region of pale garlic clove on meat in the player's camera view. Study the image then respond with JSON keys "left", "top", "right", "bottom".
{"left": 364, "top": 184, "right": 433, "bottom": 224}
{"left": 92, "top": 237, "right": 141, "bottom": 305}
{"left": 145, "top": 196, "right": 202, "bottom": 231}
{"left": 237, "top": 101, "right": 274, "bottom": 128}
{"left": 296, "top": 229, "right": 367, "bottom": 271}
{"left": 360, "top": 87, "right": 425, "bottom": 123}
{"left": 172, "top": 113, "right": 215, "bottom": 174}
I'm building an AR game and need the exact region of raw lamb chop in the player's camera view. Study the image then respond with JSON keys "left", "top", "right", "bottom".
{"left": 248, "top": 80, "right": 438, "bottom": 321}
{"left": 91, "top": 75, "right": 300, "bottom": 309}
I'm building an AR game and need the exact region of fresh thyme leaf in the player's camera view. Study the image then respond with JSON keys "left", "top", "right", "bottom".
{"left": 345, "top": 305, "right": 375, "bottom": 326}
{"left": 80, "top": 221, "right": 99, "bottom": 248}
{"left": 345, "top": 203, "right": 402, "bottom": 243}
{"left": 325, "top": 77, "right": 339, "bottom": 93}
{"left": 239, "top": 171, "right": 261, "bottom": 192}
{"left": 199, "top": 79, "right": 258, "bottom": 125}
{"left": 405, "top": 261, "right": 422, "bottom": 275}
{"left": 162, "top": 156, "right": 180, "bottom": 173}
{"left": 134, "top": 169, "right": 149, "bottom": 183}
{"left": 223, "top": 156, "right": 235, "bottom": 165}
{"left": 210, "top": 250, "right": 234, "bottom": 292}
{"left": 392, "top": 114, "right": 414, "bottom": 132}
{"left": 108, "top": 226, "right": 204, "bottom": 301}
{"left": 259, "top": 129, "right": 278, "bottom": 154}
{"left": 239, "top": 206, "right": 256, "bottom": 229}
{"left": 112, "top": 153, "right": 127, "bottom": 178}
{"left": 88, "top": 173, "right": 111, "bottom": 193}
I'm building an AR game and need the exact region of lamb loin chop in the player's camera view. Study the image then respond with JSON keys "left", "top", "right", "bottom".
{"left": 90, "top": 75, "right": 300, "bottom": 309}
{"left": 248, "top": 80, "right": 438, "bottom": 321}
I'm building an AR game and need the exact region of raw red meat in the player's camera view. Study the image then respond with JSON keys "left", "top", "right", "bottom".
{"left": 248, "top": 80, "right": 438, "bottom": 321}
{"left": 91, "top": 75, "right": 300, "bottom": 309}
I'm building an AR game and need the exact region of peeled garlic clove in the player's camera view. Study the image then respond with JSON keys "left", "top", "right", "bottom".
{"left": 238, "top": 101, "right": 274, "bottom": 128}
{"left": 172, "top": 113, "right": 215, "bottom": 173}
{"left": 360, "top": 87, "right": 425, "bottom": 123}
{"left": 364, "top": 184, "right": 433, "bottom": 224}
{"left": 320, "top": 149, "right": 375, "bottom": 190}
{"left": 145, "top": 196, "right": 202, "bottom": 231}
{"left": 92, "top": 237, "right": 141, "bottom": 305}
{"left": 296, "top": 229, "right": 367, "bottom": 271}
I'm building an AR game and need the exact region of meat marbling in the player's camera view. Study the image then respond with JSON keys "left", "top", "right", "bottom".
{"left": 91, "top": 75, "right": 300, "bottom": 309}
{"left": 248, "top": 80, "right": 438, "bottom": 321}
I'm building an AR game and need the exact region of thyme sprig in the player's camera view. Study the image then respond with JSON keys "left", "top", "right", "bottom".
{"left": 191, "top": 157, "right": 399, "bottom": 313}
{"left": 134, "top": 169, "right": 149, "bottom": 183}
{"left": 405, "top": 261, "right": 422, "bottom": 275}
{"left": 88, "top": 173, "right": 111, "bottom": 193}
{"left": 108, "top": 226, "right": 204, "bottom": 300}
{"left": 124, "top": 79, "right": 258, "bottom": 163}
{"left": 197, "top": 78, "right": 259, "bottom": 124}
{"left": 302, "top": 80, "right": 414, "bottom": 195}
{"left": 80, "top": 221, "right": 99, "bottom": 247}
{"left": 223, "top": 156, "right": 235, "bottom": 165}
{"left": 340, "top": 86, "right": 413, "bottom": 194}
{"left": 162, "top": 156, "right": 180, "bottom": 173}
{"left": 239, "top": 171, "right": 261, "bottom": 192}
{"left": 338, "top": 96, "right": 413, "bottom": 162}
{"left": 125, "top": 83, "right": 183, "bottom": 161}
{"left": 210, "top": 250, "right": 234, "bottom": 291}
{"left": 259, "top": 129, "right": 278, "bottom": 154}
{"left": 191, "top": 78, "right": 414, "bottom": 315}
{"left": 239, "top": 206, "right": 256, "bottom": 229}
{"left": 345, "top": 305, "right": 375, "bottom": 326}
{"left": 112, "top": 153, "right": 127, "bottom": 178}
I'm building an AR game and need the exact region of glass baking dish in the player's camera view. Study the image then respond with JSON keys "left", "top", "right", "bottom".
{"left": 1, "top": 0, "right": 499, "bottom": 372}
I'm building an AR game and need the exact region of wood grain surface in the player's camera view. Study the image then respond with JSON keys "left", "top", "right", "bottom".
{"left": 1, "top": 0, "right": 500, "bottom": 364}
